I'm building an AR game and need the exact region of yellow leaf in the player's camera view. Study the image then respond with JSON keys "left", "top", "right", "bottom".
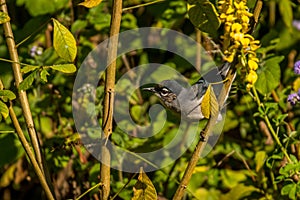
{"left": 201, "top": 85, "right": 211, "bottom": 119}
{"left": 0, "top": 101, "right": 9, "bottom": 119}
{"left": 210, "top": 86, "right": 219, "bottom": 118}
{"left": 78, "top": 0, "right": 103, "bottom": 8}
{"left": 293, "top": 77, "right": 300, "bottom": 91}
{"left": 52, "top": 18, "right": 77, "bottom": 62}
{"left": 0, "top": 11, "right": 10, "bottom": 24}
{"left": 49, "top": 64, "right": 77, "bottom": 73}
{"left": 201, "top": 85, "right": 219, "bottom": 119}
{"left": 132, "top": 168, "right": 157, "bottom": 200}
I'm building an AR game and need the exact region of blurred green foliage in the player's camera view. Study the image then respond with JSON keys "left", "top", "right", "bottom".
{"left": 0, "top": 0, "right": 300, "bottom": 199}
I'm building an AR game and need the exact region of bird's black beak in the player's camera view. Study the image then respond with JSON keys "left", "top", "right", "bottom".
{"left": 142, "top": 87, "right": 156, "bottom": 93}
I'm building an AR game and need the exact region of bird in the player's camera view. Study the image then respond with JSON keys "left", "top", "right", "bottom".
{"left": 142, "top": 62, "right": 235, "bottom": 121}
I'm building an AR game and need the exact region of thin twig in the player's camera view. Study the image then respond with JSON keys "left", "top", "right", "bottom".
{"left": 110, "top": 173, "right": 137, "bottom": 200}
{"left": 122, "top": 0, "right": 165, "bottom": 12}
{"left": 8, "top": 103, "right": 55, "bottom": 200}
{"left": 76, "top": 182, "right": 103, "bottom": 200}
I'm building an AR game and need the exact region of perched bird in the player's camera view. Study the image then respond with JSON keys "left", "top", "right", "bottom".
{"left": 143, "top": 62, "right": 235, "bottom": 121}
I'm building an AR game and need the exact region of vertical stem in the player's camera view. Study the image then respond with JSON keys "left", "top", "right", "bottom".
{"left": 1, "top": 0, "right": 44, "bottom": 172}
{"left": 100, "top": 0, "right": 122, "bottom": 199}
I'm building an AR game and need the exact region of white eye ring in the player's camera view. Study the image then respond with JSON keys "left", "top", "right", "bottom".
{"left": 160, "top": 87, "right": 170, "bottom": 96}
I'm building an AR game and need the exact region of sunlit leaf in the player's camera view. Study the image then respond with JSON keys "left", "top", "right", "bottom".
{"left": 293, "top": 77, "right": 300, "bottom": 91}
{"left": 0, "top": 101, "right": 9, "bottom": 119}
{"left": 201, "top": 85, "right": 218, "bottom": 119}
{"left": 281, "top": 183, "right": 297, "bottom": 199}
{"left": 52, "top": 18, "right": 77, "bottom": 62}
{"left": 0, "top": 90, "right": 16, "bottom": 101}
{"left": 132, "top": 168, "right": 157, "bottom": 200}
{"left": 255, "top": 151, "right": 267, "bottom": 172}
{"left": 255, "top": 56, "right": 284, "bottom": 95}
{"left": 188, "top": 1, "right": 220, "bottom": 36}
{"left": 19, "top": 70, "right": 38, "bottom": 91}
{"left": 21, "top": 65, "right": 40, "bottom": 74}
{"left": 40, "top": 69, "right": 50, "bottom": 82}
{"left": 78, "top": 0, "right": 102, "bottom": 8}
{"left": 0, "top": 11, "right": 10, "bottom": 24}
{"left": 220, "top": 184, "right": 259, "bottom": 200}
{"left": 49, "top": 64, "right": 77, "bottom": 73}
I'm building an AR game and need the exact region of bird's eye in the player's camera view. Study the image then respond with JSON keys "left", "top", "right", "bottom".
{"left": 160, "top": 87, "right": 170, "bottom": 96}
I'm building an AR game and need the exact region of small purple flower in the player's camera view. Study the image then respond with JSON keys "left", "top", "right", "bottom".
{"left": 294, "top": 60, "right": 300, "bottom": 75}
{"left": 30, "top": 46, "right": 38, "bottom": 57}
{"left": 287, "top": 93, "right": 300, "bottom": 105}
{"left": 293, "top": 20, "right": 300, "bottom": 31}
{"left": 30, "top": 46, "right": 43, "bottom": 57}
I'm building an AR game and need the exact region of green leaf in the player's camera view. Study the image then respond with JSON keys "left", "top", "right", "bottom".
{"left": 0, "top": 90, "right": 16, "bottom": 101}
{"left": 131, "top": 105, "right": 142, "bottom": 123}
{"left": 49, "top": 64, "right": 77, "bottom": 73}
{"left": 19, "top": 70, "right": 37, "bottom": 91}
{"left": 188, "top": 2, "right": 220, "bottom": 36}
{"left": 71, "top": 20, "right": 88, "bottom": 34}
{"left": 21, "top": 65, "right": 40, "bottom": 74}
{"left": 0, "top": 101, "right": 9, "bottom": 119}
{"left": 52, "top": 18, "right": 77, "bottom": 62}
{"left": 255, "top": 151, "right": 267, "bottom": 172}
{"left": 278, "top": 0, "right": 293, "bottom": 29}
{"left": 220, "top": 184, "right": 259, "bottom": 200}
{"left": 281, "top": 183, "right": 297, "bottom": 199}
{"left": 0, "top": 134, "right": 24, "bottom": 168}
{"left": 132, "top": 168, "right": 157, "bottom": 200}
{"left": 221, "top": 169, "right": 247, "bottom": 188}
{"left": 201, "top": 84, "right": 218, "bottom": 119}
{"left": 40, "top": 69, "right": 50, "bottom": 82}
{"left": 17, "top": 0, "right": 68, "bottom": 16}
{"left": 78, "top": 0, "right": 103, "bottom": 8}
{"left": 0, "top": 11, "right": 10, "bottom": 24}
{"left": 255, "top": 56, "right": 284, "bottom": 95}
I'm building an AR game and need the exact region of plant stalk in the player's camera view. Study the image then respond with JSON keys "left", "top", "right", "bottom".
{"left": 1, "top": 0, "right": 55, "bottom": 197}
{"left": 252, "top": 87, "right": 292, "bottom": 163}
{"left": 8, "top": 103, "right": 55, "bottom": 200}
{"left": 1, "top": 0, "right": 44, "bottom": 173}
{"left": 100, "top": 0, "right": 123, "bottom": 199}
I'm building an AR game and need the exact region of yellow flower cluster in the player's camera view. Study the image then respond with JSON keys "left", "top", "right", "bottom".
{"left": 218, "top": 0, "right": 260, "bottom": 91}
